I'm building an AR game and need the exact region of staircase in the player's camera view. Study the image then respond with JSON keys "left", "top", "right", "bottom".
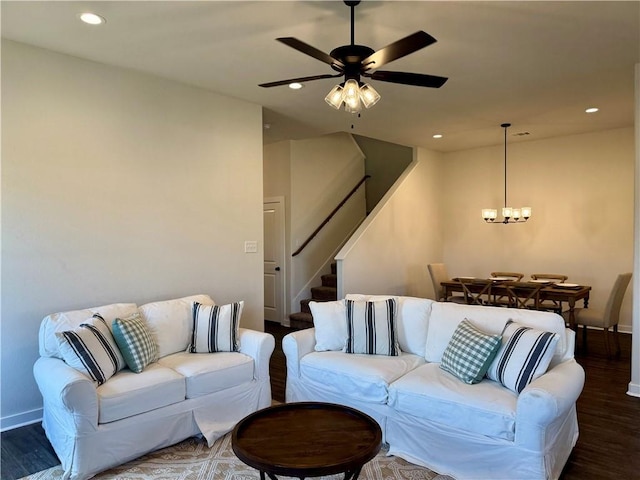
{"left": 289, "top": 263, "right": 337, "bottom": 329}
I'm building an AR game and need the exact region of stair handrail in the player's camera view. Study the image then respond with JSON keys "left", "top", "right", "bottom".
{"left": 292, "top": 175, "right": 370, "bottom": 257}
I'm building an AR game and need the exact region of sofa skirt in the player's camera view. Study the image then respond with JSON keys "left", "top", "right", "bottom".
{"left": 43, "top": 378, "right": 271, "bottom": 480}
{"left": 386, "top": 406, "right": 579, "bottom": 480}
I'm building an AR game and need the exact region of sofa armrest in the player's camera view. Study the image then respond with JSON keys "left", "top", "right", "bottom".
{"left": 33, "top": 356, "right": 99, "bottom": 434}
{"left": 282, "top": 328, "right": 316, "bottom": 378}
{"left": 238, "top": 328, "right": 275, "bottom": 381}
{"left": 515, "top": 359, "right": 585, "bottom": 449}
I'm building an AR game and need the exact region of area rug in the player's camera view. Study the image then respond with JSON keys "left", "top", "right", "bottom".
{"left": 20, "top": 433, "right": 453, "bottom": 480}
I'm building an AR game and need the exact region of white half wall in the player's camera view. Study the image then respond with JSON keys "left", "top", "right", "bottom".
{"left": 337, "top": 148, "right": 444, "bottom": 298}
{"left": 1, "top": 41, "right": 264, "bottom": 429}
{"left": 629, "top": 62, "right": 640, "bottom": 397}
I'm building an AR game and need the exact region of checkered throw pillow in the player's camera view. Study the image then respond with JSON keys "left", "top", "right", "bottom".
{"left": 112, "top": 312, "right": 158, "bottom": 373}
{"left": 440, "top": 319, "right": 502, "bottom": 384}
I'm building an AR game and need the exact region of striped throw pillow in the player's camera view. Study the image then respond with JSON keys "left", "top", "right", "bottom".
{"left": 440, "top": 319, "right": 502, "bottom": 384}
{"left": 56, "top": 314, "right": 125, "bottom": 385}
{"left": 345, "top": 298, "right": 399, "bottom": 356}
{"left": 487, "top": 320, "right": 559, "bottom": 394}
{"left": 112, "top": 312, "right": 158, "bottom": 373}
{"left": 189, "top": 301, "right": 243, "bottom": 353}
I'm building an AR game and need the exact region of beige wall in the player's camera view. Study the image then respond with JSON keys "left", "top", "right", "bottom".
{"left": 1, "top": 41, "right": 264, "bottom": 428}
{"left": 337, "top": 148, "right": 445, "bottom": 297}
{"left": 338, "top": 128, "right": 634, "bottom": 332}
{"left": 441, "top": 127, "right": 635, "bottom": 331}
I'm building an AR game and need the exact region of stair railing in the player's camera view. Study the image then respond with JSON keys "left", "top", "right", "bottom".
{"left": 292, "top": 175, "right": 370, "bottom": 257}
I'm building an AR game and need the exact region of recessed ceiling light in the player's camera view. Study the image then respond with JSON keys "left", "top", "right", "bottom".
{"left": 433, "top": 134, "right": 443, "bottom": 139}
{"left": 585, "top": 107, "right": 599, "bottom": 113}
{"left": 289, "top": 83, "right": 303, "bottom": 90}
{"left": 78, "top": 12, "right": 106, "bottom": 25}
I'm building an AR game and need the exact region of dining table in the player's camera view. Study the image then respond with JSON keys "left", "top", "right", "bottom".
{"left": 440, "top": 278, "right": 591, "bottom": 330}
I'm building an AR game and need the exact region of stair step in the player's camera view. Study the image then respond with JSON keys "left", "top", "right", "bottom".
{"left": 300, "top": 298, "right": 312, "bottom": 314}
{"left": 321, "top": 274, "right": 337, "bottom": 288}
{"left": 311, "top": 286, "right": 337, "bottom": 301}
{"left": 289, "top": 312, "right": 314, "bottom": 330}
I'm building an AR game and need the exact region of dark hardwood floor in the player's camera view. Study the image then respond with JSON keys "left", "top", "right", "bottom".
{"left": 2, "top": 322, "right": 638, "bottom": 480}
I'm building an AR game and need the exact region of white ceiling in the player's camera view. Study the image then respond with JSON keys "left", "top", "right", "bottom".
{"left": 2, "top": 1, "right": 639, "bottom": 152}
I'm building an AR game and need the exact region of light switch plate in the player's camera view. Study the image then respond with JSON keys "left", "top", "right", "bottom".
{"left": 244, "top": 240, "right": 258, "bottom": 253}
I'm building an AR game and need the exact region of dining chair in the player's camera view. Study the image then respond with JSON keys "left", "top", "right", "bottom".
{"left": 490, "top": 272, "right": 524, "bottom": 281}
{"left": 499, "top": 281, "right": 545, "bottom": 310}
{"left": 458, "top": 278, "right": 492, "bottom": 306}
{"left": 489, "top": 272, "right": 525, "bottom": 306}
{"left": 427, "top": 263, "right": 467, "bottom": 304}
{"left": 530, "top": 274, "right": 570, "bottom": 312}
{"left": 563, "top": 272, "right": 632, "bottom": 358}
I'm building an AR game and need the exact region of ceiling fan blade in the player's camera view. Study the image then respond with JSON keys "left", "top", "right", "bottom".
{"left": 259, "top": 73, "right": 343, "bottom": 88}
{"left": 362, "top": 31, "right": 437, "bottom": 69}
{"left": 365, "top": 70, "right": 448, "bottom": 88}
{"left": 277, "top": 37, "right": 344, "bottom": 69}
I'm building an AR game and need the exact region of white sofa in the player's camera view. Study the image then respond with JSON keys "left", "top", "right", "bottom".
{"left": 34, "top": 294, "right": 275, "bottom": 480}
{"left": 283, "top": 295, "right": 584, "bottom": 480}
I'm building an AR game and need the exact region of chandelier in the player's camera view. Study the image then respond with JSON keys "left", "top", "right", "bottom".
{"left": 482, "top": 123, "right": 532, "bottom": 224}
{"left": 325, "top": 79, "right": 381, "bottom": 113}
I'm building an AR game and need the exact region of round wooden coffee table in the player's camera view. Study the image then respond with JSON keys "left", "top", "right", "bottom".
{"left": 232, "top": 402, "right": 382, "bottom": 480}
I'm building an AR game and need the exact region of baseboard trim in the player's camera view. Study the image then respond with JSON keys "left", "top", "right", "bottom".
{"left": 627, "top": 382, "right": 640, "bottom": 398}
{"left": 1, "top": 408, "right": 43, "bottom": 432}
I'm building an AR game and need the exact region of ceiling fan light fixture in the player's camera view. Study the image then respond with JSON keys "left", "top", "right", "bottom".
{"left": 360, "top": 83, "right": 380, "bottom": 108}
{"left": 324, "top": 84, "right": 344, "bottom": 109}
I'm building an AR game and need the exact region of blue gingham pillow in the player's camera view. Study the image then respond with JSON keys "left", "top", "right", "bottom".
{"left": 56, "top": 314, "right": 125, "bottom": 385}
{"left": 440, "top": 319, "right": 502, "bottom": 384}
{"left": 112, "top": 312, "right": 158, "bottom": 373}
{"left": 189, "top": 301, "right": 243, "bottom": 353}
{"left": 487, "top": 320, "right": 559, "bottom": 394}
{"left": 345, "top": 298, "right": 399, "bottom": 356}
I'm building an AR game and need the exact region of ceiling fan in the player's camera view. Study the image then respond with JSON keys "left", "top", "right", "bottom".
{"left": 259, "top": 0, "right": 448, "bottom": 112}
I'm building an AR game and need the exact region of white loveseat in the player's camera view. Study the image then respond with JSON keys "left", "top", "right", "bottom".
{"left": 34, "top": 294, "right": 275, "bottom": 480}
{"left": 283, "top": 295, "right": 584, "bottom": 480}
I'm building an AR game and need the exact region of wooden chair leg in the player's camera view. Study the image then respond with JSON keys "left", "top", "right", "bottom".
{"left": 603, "top": 328, "right": 612, "bottom": 359}
{"left": 613, "top": 324, "right": 621, "bottom": 357}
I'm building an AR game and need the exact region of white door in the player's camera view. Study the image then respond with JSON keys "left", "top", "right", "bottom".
{"left": 263, "top": 198, "right": 285, "bottom": 323}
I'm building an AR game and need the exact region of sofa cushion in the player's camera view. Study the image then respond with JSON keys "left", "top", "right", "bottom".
{"left": 487, "top": 320, "right": 559, "bottom": 394}
{"left": 346, "top": 295, "right": 433, "bottom": 356}
{"left": 139, "top": 294, "right": 215, "bottom": 358}
{"left": 425, "top": 302, "right": 567, "bottom": 364}
{"left": 189, "top": 302, "right": 242, "bottom": 353}
{"left": 440, "top": 319, "right": 502, "bottom": 385}
{"left": 310, "top": 300, "right": 347, "bottom": 352}
{"left": 158, "top": 351, "right": 254, "bottom": 399}
{"left": 39, "top": 303, "right": 139, "bottom": 358}
{"left": 56, "top": 315, "right": 126, "bottom": 385}
{"left": 112, "top": 312, "right": 159, "bottom": 373}
{"left": 345, "top": 298, "right": 399, "bottom": 356}
{"left": 97, "top": 362, "right": 185, "bottom": 424}
{"left": 300, "top": 350, "right": 424, "bottom": 404}
{"left": 388, "top": 363, "right": 518, "bottom": 441}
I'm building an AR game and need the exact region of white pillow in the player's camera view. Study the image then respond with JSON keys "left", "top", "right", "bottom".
{"left": 345, "top": 298, "right": 400, "bottom": 356}
{"left": 345, "top": 294, "right": 432, "bottom": 356}
{"left": 56, "top": 315, "right": 125, "bottom": 385}
{"left": 39, "top": 303, "right": 138, "bottom": 358}
{"left": 310, "top": 300, "right": 347, "bottom": 351}
{"left": 139, "top": 294, "right": 215, "bottom": 358}
{"left": 487, "top": 320, "right": 559, "bottom": 394}
{"left": 189, "top": 301, "right": 243, "bottom": 353}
